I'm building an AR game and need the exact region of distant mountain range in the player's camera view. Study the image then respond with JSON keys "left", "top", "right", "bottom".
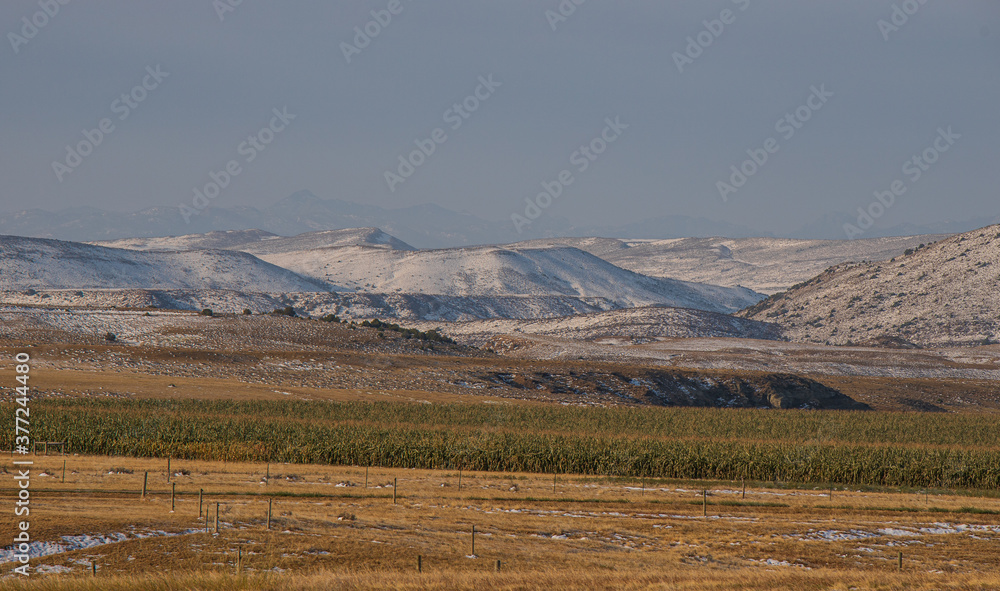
{"left": 4, "top": 190, "right": 994, "bottom": 248}
{"left": 513, "top": 234, "right": 948, "bottom": 294}
{"left": 94, "top": 228, "right": 416, "bottom": 254}
{"left": 5, "top": 220, "right": 1000, "bottom": 347}
{"left": 1, "top": 231, "right": 763, "bottom": 315}
{"left": 97, "top": 227, "right": 947, "bottom": 296}
{"left": 0, "top": 235, "right": 328, "bottom": 293}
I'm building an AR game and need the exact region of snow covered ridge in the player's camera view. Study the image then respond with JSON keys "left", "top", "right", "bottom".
{"left": 0, "top": 235, "right": 329, "bottom": 293}
{"left": 513, "top": 234, "right": 947, "bottom": 295}
{"left": 740, "top": 224, "right": 1000, "bottom": 347}
{"left": 2, "top": 234, "right": 764, "bottom": 315}
{"left": 95, "top": 226, "right": 942, "bottom": 296}
{"left": 258, "top": 245, "right": 764, "bottom": 314}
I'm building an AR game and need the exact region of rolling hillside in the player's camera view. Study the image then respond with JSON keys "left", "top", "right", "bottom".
{"left": 515, "top": 235, "right": 945, "bottom": 294}
{"left": 740, "top": 226, "right": 1000, "bottom": 347}
{"left": 0, "top": 236, "right": 330, "bottom": 292}
{"left": 257, "top": 245, "right": 764, "bottom": 314}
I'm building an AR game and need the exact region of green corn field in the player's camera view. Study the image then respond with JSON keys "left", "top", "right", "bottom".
{"left": 5, "top": 399, "right": 1000, "bottom": 490}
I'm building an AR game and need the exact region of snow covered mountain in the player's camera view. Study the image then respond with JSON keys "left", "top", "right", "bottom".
{"left": 514, "top": 235, "right": 945, "bottom": 294}
{"left": 255, "top": 245, "right": 763, "bottom": 314}
{"left": 0, "top": 233, "right": 763, "bottom": 316}
{"left": 95, "top": 226, "right": 944, "bottom": 297}
{"left": 740, "top": 225, "right": 1000, "bottom": 347}
{"left": 0, "top": 236, "right": 330, "bottom": 292}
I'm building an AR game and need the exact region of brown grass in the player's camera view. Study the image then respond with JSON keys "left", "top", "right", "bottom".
{"left": 2, "top": 456, "right": 1000, "bottom": 589}
{"left": 5, "top": 569, "right": 1000, "bottom": 591}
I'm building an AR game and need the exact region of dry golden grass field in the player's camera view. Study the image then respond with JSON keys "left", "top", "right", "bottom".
{"left": 2, "top": 455, "right": 1000, "bottom": 590}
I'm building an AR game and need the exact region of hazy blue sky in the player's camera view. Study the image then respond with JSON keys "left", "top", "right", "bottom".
{"left": 1, "top": 0, "right": 997, "bottom": 237}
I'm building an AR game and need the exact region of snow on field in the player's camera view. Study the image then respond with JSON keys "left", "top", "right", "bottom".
{"left": 784, "top": 523, "right": 1000, "bottom": 543}
{"left": 0, "top": 528, "right": 203, "bottom": 564}
{"left": 0, "top": 306, "right": 207, "bottom": 345}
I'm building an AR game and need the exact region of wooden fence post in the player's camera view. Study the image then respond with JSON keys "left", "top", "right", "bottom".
{"left": 215, "top": 502, "right": 220, "bottom": 534}
{"left": 393, "top": 478, "right": 397, "bottom": 504}
{"left": 171, "top": 483, "right": 176, "bottom": 512}
{"left": 267, "top": 499, "right": 272, "bottom": 530}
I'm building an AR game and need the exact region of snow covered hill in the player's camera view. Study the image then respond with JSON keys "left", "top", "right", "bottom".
{"left": 740, "top": 226, "right": 1000, "bottom": 347}
{"left": 0, "top": 236, "right": 330, "bottom": 292}
{"left": 256, "top": 245, "right": 764, "bottom": 314}
{"left": 514, "top": 235, "right": 945, "bottom": 294}
{"left": 91, "top": 228, "right": 762, "bottom": 314}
